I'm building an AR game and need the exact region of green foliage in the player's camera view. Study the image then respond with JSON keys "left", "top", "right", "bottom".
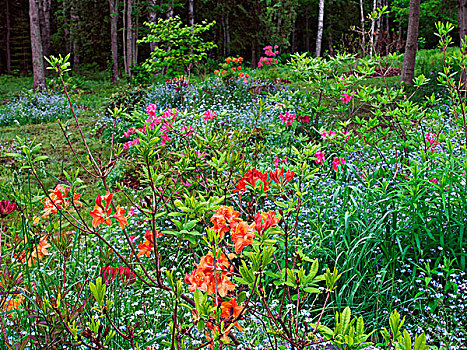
{"left": 138, "top": 16, "right": 216, "bottom": 77}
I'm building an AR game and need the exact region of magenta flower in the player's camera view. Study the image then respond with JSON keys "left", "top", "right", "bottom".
{"left": 332, "top": 158, "right": 345, "bottom": 172}
{"left": 430, "top": 178, "right": 439, "bottom": 184}
{"left": 0, "top": 200, "right": 17, "bottom": 218}
{"left": 203, "top": 110, "right": 217, "bottom": 122}
{"left": 314, "top": 150, "right": 325, "bottom": 166}
{"left": 321, "top": 130, "right": 336, "bottom": 140}
{"left": 298, "top": 115, "right": 311, "bottom": 123}
{"left": 279, "top": 111, "right": 296, "bottom": 127}
{"left": 146, "top": 103, "right": 158, "bottom": 118}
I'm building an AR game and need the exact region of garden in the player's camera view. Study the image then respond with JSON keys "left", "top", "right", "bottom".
{"left": 1, "top": 6, "right": 467, "bottom": 350}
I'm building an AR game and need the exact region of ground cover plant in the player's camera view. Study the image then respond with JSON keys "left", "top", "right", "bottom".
{"left": 1, "top": 29, "right": 467, "bottom": 350}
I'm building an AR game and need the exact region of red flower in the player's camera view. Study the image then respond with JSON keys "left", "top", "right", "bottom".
{"left": 332, "top": 158, "right": 345, "bottom": 172}
{"left": 269, "top": 167, "right": 295, "bottom": 186}
{"left": 255, "top": 211, "right": 280, "bottom": 234}
{"left": 234, "top": 169, "right": 270, "bottom": 193}
{"left": 0, "top": 200, "right": 17, "bottom": 218}
{"left": 101, "top": 266, "right": 136, "bottom": 285}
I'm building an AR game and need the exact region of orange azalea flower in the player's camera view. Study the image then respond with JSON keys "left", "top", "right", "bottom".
{"left": 89, "top": 192, "right": 127, "bottom": 229}
{"left": 210, "top": 206, "right": 241, "bottom": 239}
{"left": 185, "top": 269, "right": 209, "bottom": 293}
{"left": 211, "top": 273, "right": 235, "bottom": 297}
{"left": 137, "top": 229, "right": 163, "bottom": 257}
{"left": 197, "top": 251, "right": 232, "bottom": 273}
{"left": 226, "top": 57, "right": 232, "bottom": 64}
{"left": 17, "top": 236, "right": 51, "bottom": 266}
{"left": 237, "top": 66, "right": 242, "bottom": 71}
{"left": 185, "top": 250, "right": 235, "bottom": 297}
{"left": 137, "top": 240, "right": 153, "bottom": 257}
{"left": 35, "top": 184, "right": 83, "bottom": 223}
{"left": 220, "top": 298, "right": 243, "bottom": 330}
{"left": 231, "top": 221, "right": 255, "bottom": 253}
{"left": 1, "top": 293, "right": 23, "bottom": 318}
{"left": 112, "top": 206, "right": 128, "bottom": 229}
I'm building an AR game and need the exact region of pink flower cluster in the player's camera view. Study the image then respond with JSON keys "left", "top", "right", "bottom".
{"left": 314, "top": 150, "right": 325, "bottom": 165}
{"left": 258, "top": 45, "right": 279, "bottom": 68}
{"left": 203, "top": 110, "right": 218, "bottom": 122}
{"left": 298, "top": 115, "right": 311, "bottom": 123}
{"left": 425, "top": 132, "right": 439, "bottom": 151}
{"left": 332, "top": 157, "right": 345, "bottom": 172}
{"left": 123, "top": 105, "right": 178, "bottom": 149}
{"left": 340, "top": 91, "right": 356, "bottom": 104}
{"left": 280, "top": 111, "right": 296, "bottom": 127}
{"left": 321, "top": 130, "right": 336, "bottom": 140}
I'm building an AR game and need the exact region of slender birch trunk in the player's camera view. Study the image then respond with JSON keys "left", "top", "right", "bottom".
{"left": 148, "top": 0, "right": 158, "bottom": 53}
{"left": 188, "top": 0, "right": 194, "bottom": 27}
{"left": 315, "top": 0, "right": 325, "bottom": 57}
{"left": 369, "top": 0, "right": 376, "bottom": 57}
{"left": 359, "top": 0, "right": 366, "bottom": 55}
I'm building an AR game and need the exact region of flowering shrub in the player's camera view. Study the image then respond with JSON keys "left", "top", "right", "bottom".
{"left": 2, "top": 49, "right": 463, "bottom": 350}
{"left": 214, "top": 56, "right": 249, "bottom": 82}
{"left": 258, "top": 45, "right": 279, "bottom": 68}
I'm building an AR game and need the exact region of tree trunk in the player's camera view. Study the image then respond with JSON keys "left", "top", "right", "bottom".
{"left": 188, "top": 0, "right": 194, "bottom": 27}
{"left": 71, "top": 1, "right": 80, "bottom": 71}
{"left": 38, "top": 0, "right": 51, "bottom": 57}
{"left": 401, "top": 0, "right": 421, "bottom": 85}
{"left": 369, "top": 0, "right": 376, "bottom": 57}
{"left": 6, "top": 0, "right": 11, "bottom": 74}
{"left": 305, "top": 7, "right": 310, "bottom": 52}
{"left": 226, "top": 13, "right": 230, "bottom": 55}
{"left": 29, "top": 0, "right": 46, "bottom": 90}
{"left": 359, "top": 0, "right": 366, "bottom": 55}
{"left": 291, "top": 18, "right": 296, "bottom": 53}
{"left": 148, "top": 0, "right": 158, "bottom": 53}
{"left": 458, "top": 0, "right": 467, "bottom": 45}
{"left": 315, "top": 0, "right": 325, "bottom": 57}
{"left": 126, "top": 0, "right": 134, "bottom": 76}
{"left": 167, "top": 0, "right": 174, "bottom": 18}
{"left": 109, "top": 0, "right": 119, "bottom": 82}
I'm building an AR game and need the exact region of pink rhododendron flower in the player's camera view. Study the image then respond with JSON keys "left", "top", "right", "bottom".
{"left": 279, "top": 111, "right": 296, "bottom": 127}
{"left": 298, "top": 115, "right": 311, "bottom": 123}
{"left": 123, "top": 138, "right": 140, "bottom": 149}
{"left": 321, "top": 130, "right": 336, "bottom": 140}
{"left": 430, "top": 178, "right": 439, "bottom": 184}
{"left": 146, "top": 103, "right": 158, "bottom": 118}
{"left": 332, "top": 157, "right": 345, "bottom": 172}
{"left": 203, "top": 110, "right": 217, "bottom": 122}
{"left": 314, "top": 150, "right": 324, "bottom": 166}
{"left": 340, "top": 91, "right": 356, "bottom": 104}
{"left": 129, "top": 207, "right": 136, "bottom": 216}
